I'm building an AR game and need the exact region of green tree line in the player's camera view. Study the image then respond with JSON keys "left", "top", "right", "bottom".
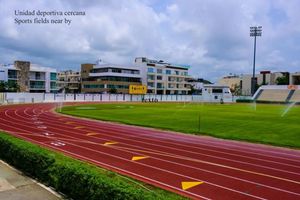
{"left": 0, "top": 81, "right": 20, "bottom": 92}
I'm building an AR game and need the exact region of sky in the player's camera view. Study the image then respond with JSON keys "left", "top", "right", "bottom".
{"left": 0, "top": 0, "right": 299, "bottom": 82}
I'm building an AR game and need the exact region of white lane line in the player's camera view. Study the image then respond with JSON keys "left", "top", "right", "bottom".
{"left": 0, "top": 111, "right": 268, "bottom": 199}
{"left": 9, "top": 108, "right": 300, "bottom": 177}
{"left": 108, "top": 144, "right": 300, "bottom": 196}
{"left": 50, "top": 141, "right": 66, "bottom": 147}
{"left": 2, "top": 106, "right": 300, "bottom": 197}
{"left": 41, "top": 132, "right": 54, "bottom": 136}
{"left": 2, "top": 123, "right": 210, "bottom": 200}
{"left": 32, "top": 112, "right": 300, "bottom": 175}
{"left": 40, "top": 132, "right": 300, "bottom": 197}
{"left": 8, "top": 130, "right": 299, "bottom": 196}
{"left": 42, "top": 108, "right": 300, "bottom": 162}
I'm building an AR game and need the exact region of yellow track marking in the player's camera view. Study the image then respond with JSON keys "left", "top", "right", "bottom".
{"left": 181, "top": 181, "right": 203, "bottom": 190}
{"left": 109, "top": 145, "right": 300, "bottom": 185}
{"left": 131, "top": 156, "right": 148, "bottom": 161}
{"left": 86, "top": 132, "right": 99, "bottom": 136}
{"left": 74, "top": 126, "right": 85, "bottom": 129}
{"left": 103, "top": 141, "right": 118, "bottom": 145}
{"left": 65, "top": 121, "right": 75, "bottom": 124}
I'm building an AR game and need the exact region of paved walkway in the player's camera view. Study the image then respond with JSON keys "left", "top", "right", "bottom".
{"left": 0, "top": 160, "right": 61, "bottom": 200}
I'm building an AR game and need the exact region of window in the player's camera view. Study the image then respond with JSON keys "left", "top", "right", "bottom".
{"left": 168, "top": 77, "right": 175, "bottom": 82}
{"left": 148, "top": 68, "right": 155, "bottom": 73}
{"left": 83, "top": 84, "right": 104, "bottom": 88}
{"left": 8, "top": 70, "right": 17, "bottom": 79}
{"left": 157, "top": 69, "right": 163, "bottom": 74}
{"left": 36, "top": 72, "right": 41, "bottom": 80}
{"left": 147, "top": 75, "right": 154, "bottom": 80}
{"left": 30, "top": 81, "right": 45, "bottom": 89}
{"left": 91, "top": 68, "right": 109, "bottom": 73}
{"left": 50, "top": 82, "right": 56, "bottom": 89}
{"left": 157, "top": 75, "right": 162, "bottom": 80}
{"left": 175, "top": 71, "right": 179, "bottom": 75}
{"left": 107, "top": 85, "right": 129, "bottom": 89}
{"left": 50, "top": 73, "right": 57, "bottom": 81}
{"left": 157, "top": 83, "right": 163, "bottom": 89}
{"left": 212, "top": 89, "right": 223, "bottom": 93}
{"left": 166, "top": 70, "right": 171, "bottom": 75}
{"left": 147, "top": 82, "right": 154, "bottom": 87}
{"left": 112, "top": 68, "right": 122, "bottom": 73}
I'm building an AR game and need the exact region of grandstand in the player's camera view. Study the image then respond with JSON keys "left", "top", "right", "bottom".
{"left": 256, "top": 89, "right": 290, "bottom": 102}
{"left": 254, "top": 85, "right": 300, "bottom": 103}
{"left": 290, "top": 90, "right": 300, "bottom": 102}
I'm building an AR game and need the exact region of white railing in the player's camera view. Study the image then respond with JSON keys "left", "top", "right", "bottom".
{"left": 0, "top": 92, "right": 234, "bottom": 104}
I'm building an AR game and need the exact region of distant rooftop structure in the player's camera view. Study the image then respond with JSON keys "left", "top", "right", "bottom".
{"left": 135, "top": 57, "right": 190, "bottom": 69}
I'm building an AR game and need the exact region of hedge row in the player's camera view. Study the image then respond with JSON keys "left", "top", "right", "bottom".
{"left": 236, "top": 99, "right": 300, "bottom": 104}
{"left": 236, "top": 99, "right": 255, "bottom": 103}
{"left": 0, "top": 132, "right": 185, "bottom": 200}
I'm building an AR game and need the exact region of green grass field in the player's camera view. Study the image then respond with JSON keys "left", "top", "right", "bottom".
{"left": 61, "top": 103, "right": 300, "bottom": 149}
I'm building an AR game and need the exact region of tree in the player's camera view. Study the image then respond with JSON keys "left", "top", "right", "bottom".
{"left": 7, "top": 81, "right": 20, "bottom": 92}
{"left": 230, "top": 83, "right": 241, "bottom": 96}
{"left": 0, "top": 81, "right": 8, "bottom": 92}
{"left": 108, "top": 87, "right": 117, "bottom": 94}
{"left": 276, "top": 76, "right": 289, "bottom": 85}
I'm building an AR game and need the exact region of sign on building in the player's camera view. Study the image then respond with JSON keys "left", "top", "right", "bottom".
{"left": 129, "top": 85, "right": 147, "bottom": 94}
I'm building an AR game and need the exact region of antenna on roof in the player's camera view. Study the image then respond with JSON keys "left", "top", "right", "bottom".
{"left": 96, "top": 59, "right": 102, "bottom": 65}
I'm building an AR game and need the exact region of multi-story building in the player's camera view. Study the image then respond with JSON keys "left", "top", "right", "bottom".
{"left": 80, "top": 58, "right": 192, "bottom": 94}
{"left": 81, "top": 60, "right": 142, "bottom": 94}
{"left": 219, "top": 71, "right": 288, "bottom": 95}
{"left": 0, "top": 61, "right": 57, "bottom": 93}
{"left": 135, "top": 57, "right": 191, "bottom": 95}
{"left": 290, "top": 72, "right": 300, "bottom": 85}
{"left": 57, "top": 70, "right": 81, "bottom": 93}
{"left": 218, "top": 75, "right": 241, "bottom": 92}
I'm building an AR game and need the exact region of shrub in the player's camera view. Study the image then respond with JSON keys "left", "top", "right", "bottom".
{"left": 0, "top": 132, "right": 184, "bottom": 200}
{"left": 236, "top": 99, "right": 254, "bottom": 103}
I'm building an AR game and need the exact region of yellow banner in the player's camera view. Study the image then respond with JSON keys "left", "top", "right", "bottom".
{"left": 129, "top": 85, "right": 147, "bottom": 94}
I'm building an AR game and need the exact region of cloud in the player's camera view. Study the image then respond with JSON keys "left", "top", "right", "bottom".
{"left": 0, "top": 0, "right": 299, "bottom": 81}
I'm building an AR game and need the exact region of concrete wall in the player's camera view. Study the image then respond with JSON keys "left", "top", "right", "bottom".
{"left": 1, "top": 92, "right": 233, "bottom": 104}
{"left": 15, "top": 61, "right": 30, "bottom": 92}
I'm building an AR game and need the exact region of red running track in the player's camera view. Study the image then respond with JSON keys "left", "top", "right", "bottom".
{"left": 0, "top": 103, "right": 300, "bottom": 200}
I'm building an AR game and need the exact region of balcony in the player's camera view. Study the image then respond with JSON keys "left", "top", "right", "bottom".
{"left": 30, "top": 86, "right": 45, "bottom": 90}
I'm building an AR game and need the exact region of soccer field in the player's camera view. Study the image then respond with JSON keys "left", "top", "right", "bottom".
{"left": 61, "top": 103, "right": 300, "bottom": 148}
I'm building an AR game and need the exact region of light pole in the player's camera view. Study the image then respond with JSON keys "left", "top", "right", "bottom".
{"left": 250, "top": 26, "right": 262, "bottom": 96}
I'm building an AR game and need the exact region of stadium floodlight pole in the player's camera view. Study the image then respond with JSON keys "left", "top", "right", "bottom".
{"left": 250, "top": 26, "right": 262, "bottom": 96}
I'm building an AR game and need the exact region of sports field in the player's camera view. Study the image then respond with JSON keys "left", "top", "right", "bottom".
{"left": 61, "top": 102, "right": 300, "bottom": 148}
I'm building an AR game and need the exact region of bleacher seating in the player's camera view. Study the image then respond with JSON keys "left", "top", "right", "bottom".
{"left": 256, "top": 89, "right": 290, "bottom": 102}
{"left": 290, "top": 90, "right": 300, "bottom": 102}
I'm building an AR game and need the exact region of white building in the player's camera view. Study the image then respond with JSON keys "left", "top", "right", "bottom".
{"left": 81, "top": 60, "right": 142, "bottom": 94}
{"left": 290, "top": 72, "right": 300, "bottom": 85}
{"left": 202, "top": 84, "right": 232, "bottom": 102}
{"left": 57, "top": 70, "right": 81, "bottom": 93}
{"left": 0, "top": 61, "right": 57, "bottom": 93}
{"left": 135, "top": 57, "right": 191, "bottom": 95}
{"left": 218, "top": 71, "right": 289, "bottom": 96}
